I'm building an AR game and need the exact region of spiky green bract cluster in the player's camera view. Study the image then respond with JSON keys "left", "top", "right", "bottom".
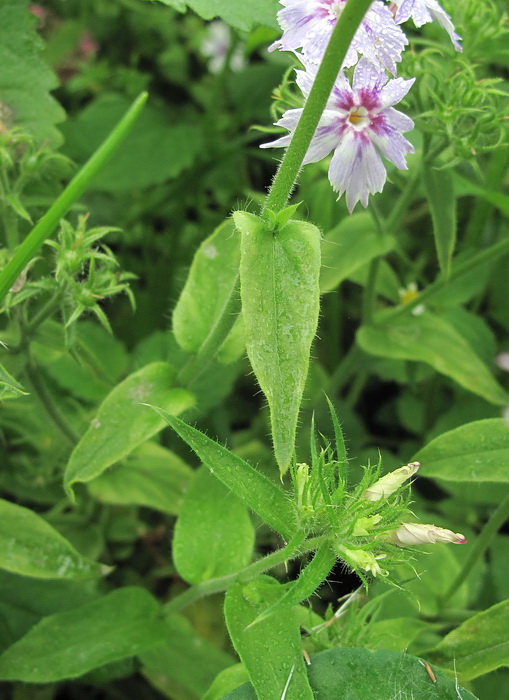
{"left": 289, "top": 400, "right": 414, "bottom": 586}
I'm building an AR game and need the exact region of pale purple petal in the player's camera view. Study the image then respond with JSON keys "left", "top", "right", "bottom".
{"left": 303, "top": 111, "right": 343, "bottom": 163}
{"left": 379, "top": 76, "right": 415, "bottom": 109}
{"left": 370, "top": 127, "right": 414, "bottom": 169}
{"left": 393, "top": 0, "right": 462, "bottom": 51}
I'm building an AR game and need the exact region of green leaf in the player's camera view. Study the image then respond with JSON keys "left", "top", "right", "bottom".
{"left": 153, "top": 409, "right": 298, "bottom": 539}
{"left": 0, "top": 587, "right": 166, "bottom": 682}
{"left": 140, "top": 614, "right": 234, "bottom": 699}
{"left": 423, "top": 165, "right": 456, "bottom": 276}
{"left": 426, "top": 600, "right": 509, "bottom": 681}
{"left": 357, "top": 312, "right": 508, "bottom": 406}
{"left": 235, "top": 211, "right": 321, "bottom": 474}
{"left": 146, "top": 0, "right": 280, "bottom": 30}
{"left": 0, "top": 499, "right": 107, "bottom": 581}
{"left": 368, "top": 618, "right": 431, "bottom": 652}
{"left": 0, "top": 362, "right": 28, "bottom": 400}
{"left": 320, "top": 213, "right": 395, "bottom": 292}
{"left": 224, "top": 575, "right": 314, "bottom": 700}
{"left": 0, "top": 0, "right": 64, "bottom": 146}
{"left": 250, "top": 542, "right": 336, "bottom": 627}
{"left": 224, "top": 648, "right": 478, "bottom": 699}
{"left": 202, "top": 663, "right": 249, "bottom": 700}
{"left": 87, "top": 442, "right": 193, "bottom": 515}
{"left": 61, "top": 94, "right": 203, "bottom": 191}
{"left": 64, "top": 362, "right": 194, "bottom": 499}
{"left": 414, "top": 419, "right": 509, "bottom": 483}
{"left": 172, "top": 218, "right": 242, "bottom": 360}
{"left": 173, "top": 466, "right": 255, "bottom": 584}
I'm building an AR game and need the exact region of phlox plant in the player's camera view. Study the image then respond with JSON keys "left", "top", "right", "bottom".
{"left": 0, "top": 0, "right": 508, "bottom": 699}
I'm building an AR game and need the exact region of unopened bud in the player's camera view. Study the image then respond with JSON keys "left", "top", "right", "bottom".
{"left": 337, "top": 545, "right": 388, "bottom": 577}
{"left": 392, "top": 522, "right": 467, "bottom": 546}
{"left": 363, "top": 462, "right": 420, "bottom": 502}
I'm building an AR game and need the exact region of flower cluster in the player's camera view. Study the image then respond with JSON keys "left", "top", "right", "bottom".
{"left": 263, "top": 0, "right": 462, "bottom": 211}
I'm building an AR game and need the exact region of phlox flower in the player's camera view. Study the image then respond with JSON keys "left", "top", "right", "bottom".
{"left": 270, "top": 0, "right": 408, "bottom": 74}
{"left": 391, "top": 0, "right": 462, "bottom": 51}
{"left": 392, "top": 522, "right": 467, "bottom": 546}
{"left": 261, "top": 58, "right": 415, "bottom": 212}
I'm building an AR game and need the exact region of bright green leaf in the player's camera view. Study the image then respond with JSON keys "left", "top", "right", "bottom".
{"left": 0, "top": 587, "right": 167, "bottom": 682}
{"left": 224, "top": 647, "right": 478, "bottom": 699}
{"left": 320, "top": 213, "right": 395, "bottom": 292}
{"left": 173, "top": 466, "right": 255, "bottom": 584}
{"left": 0, "top": 363, "right": 28, "bottom": 400}
{"left": 414, "top": 418, "right": 509, "bottom": 482}
{"left": 153, "top": 409, "right": 298, "bottom": 539}
{"left": 357, "top": 312, "right": 508, "bottom": 405}
{"left": 172, "top": 219, "right": 242, "bottom": 362}
{"left": 423, "top": 165, "right": 456, "bottom": 276}
{"left": 224, "top": 575, "right": 314, "bottom": 700}
{"left": 87, "top": 442, "right": 193, "bottom": 515}
{"left": 145, "top": 0, "right": 280, "bottom": 30}
{"left": 426, "top": 600, "right": 509, "bottom": 681}
{"left": 0, "top": 499, "right": 107, "bottom": 581}
{"left": 64, "top": 362, "right": 194, "bottom": 499}
{"left": 0, "top": 0, "right": 64, "bottom": 146}
{"left": 235, "top": 211, "right": 321, "bottom": 474}
{"left": 202, "top": 663, "right": 249, "bottom": 700}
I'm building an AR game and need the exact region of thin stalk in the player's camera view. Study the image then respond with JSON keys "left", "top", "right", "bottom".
{"left": 0, "top": 92, "right": 148, "bottom": 304}
{"left": 263, "top": 0, "right": 373, "bottom": 214}
{"left": 163, "top": 534, "right": 325, "bottom": 615}
{"left": 440, "top": 493, "right": 509, "bottom": 607}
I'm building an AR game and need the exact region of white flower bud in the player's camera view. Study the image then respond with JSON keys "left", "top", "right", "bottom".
{"left": 392, "top": 522, "right": 467, "bottom": 546}
{"left": 363, "top": 462, "right": 420, "bottom": 502}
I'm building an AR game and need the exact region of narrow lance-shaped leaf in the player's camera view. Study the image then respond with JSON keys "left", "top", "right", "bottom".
{"left": 0, "top": 499, "right": 108, "bottom": 581}
{"left": 224, "top": 575, "right": 314, "bottom": 700}
{"left": 423, "top": 164, "right": 456, "bottom": 277}
{"left": 64, "top": 362, "right": 194, "bottom": 500}
{"left": 235, "top": 210, "right": 321, "bottom": 475}
{"left": 0, "top": 363, "right": 28, "bottom": 401}
{"left": 0, "top": 587, "right": 167, "bottom": 683}
{"left": 153, "top": 408, "right": 298, "bottom": 539}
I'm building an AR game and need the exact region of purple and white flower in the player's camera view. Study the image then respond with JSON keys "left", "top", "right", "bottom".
{"left": 392, "top": 522, "right": 467, "bottom": 546}
{"left": 391, "top": 0, "right": 462, "bottom": 52}
{"left": 261, "top": 58, "right": 415, "bottom": 212}
{"left": 269, "top": 0, "right": 408, "bottom": 74}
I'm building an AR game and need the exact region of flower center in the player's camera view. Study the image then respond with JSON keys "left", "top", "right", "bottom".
{"left": 347, "top": 106, "right": 370, "bottom": 130}
{"left": 321, "top": 0, "right": 344, "bottom": 21}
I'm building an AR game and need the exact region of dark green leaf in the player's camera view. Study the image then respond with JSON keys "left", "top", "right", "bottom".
{"left": 423, "top": 165, "right": 456, "bottom": 276}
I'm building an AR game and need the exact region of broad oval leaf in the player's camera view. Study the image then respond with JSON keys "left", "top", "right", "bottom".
{"left": 0, "top": 587, "right": 167, "bottom": 682}
{"left": 414, "top": 418, "right": 509, "bottom": 483}
{"left": 357, "top": 312, "right": 508, "bottom": 406}
{"left": 426, "top": 599, "right": 509, "bottom": 681}
{"left": 153, "top": 409, "right": 298, "bottom": 539}
{"left": 0, "top": 499, "right": 107, "bottom": 581}
{"left": 224, "top": 647, "right": 478, "bottom": 699}
{"left": 172, "top": 218, "right": 243, "bottom": 363}
{"left": 235, "top": 210, "right": 321, "bottom": 475}
{"left": 64, "top": 362, "right": 194, "bottom": 499}
{"left": 173, "top": 466, "right": 255, "bottom": 584}
{"left": 224, "top": 575, "right": 314, "bottom": 700}
{"left": 320, "top": 213, "right": 395, "bottom": 293}
{"left": 146, "top": 0, "right": 280, "bottom": 30}
{"left": 87, "top": 442, "right": 193, "bottom": 515}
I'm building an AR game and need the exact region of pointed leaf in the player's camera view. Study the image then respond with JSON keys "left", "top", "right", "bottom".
{"left": 154, "top": 409, "right": 298, "bottom": 538}
{"left": 173, "top": 466, "right": 255, "bottom": 584}
{"left": 235, "top": 211, "right": 321, "bottom": 474}
{"left": 426, "top": 599, "right": 509, "bottom": 681}
{"left": 357, "top": 312, "right": 508, "bottom": 405}
{"left": 224, "top": 575, "right": 314, "bottom": 700}
{"left": 414, "top": 419, "right": 509, "bottom": 483}
{"left": 0, "top": 363, "right": 28, "bottom": 400}
{"left": 0, "top": 499, "right": 107, "bottom": 581}
{"left": 0, "top": 587, "right": 167, "bottom": 682}
{"left": 423, "top": 165, "right": 456, "bottom": 276}
{"left": 64, "top": 362, "right": 194, "bottom": 499}
{"left": 144, "top": 0, "right": 280, "bottom": 30}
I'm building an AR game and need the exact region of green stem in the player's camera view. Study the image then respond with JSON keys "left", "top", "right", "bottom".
{"left": 440, "top": 493, "right": 509, "bottom": 608}
{"left": 164, "top": 533, "right": 325, "bottom": 615}
{"left": 176, "top": 281, "right": 241, "bottom": 386}
{"left": 25, "top": 358, "right": 80, "bottom": 445}
{"left": 263, "top": 0, "right": 373, "bottom": 214}
{"left": 381, "top": 235, "right": 509, "bottom": 323}
{"left": 0, "top": 92, "right": 148, "bottom": 304}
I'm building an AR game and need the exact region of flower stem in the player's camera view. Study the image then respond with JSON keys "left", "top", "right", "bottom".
{"left": 440, "top": 493, "right": 509, "bottom": 608}
{"left": 262, "top": 0, "right": 373, "bottom": 215}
